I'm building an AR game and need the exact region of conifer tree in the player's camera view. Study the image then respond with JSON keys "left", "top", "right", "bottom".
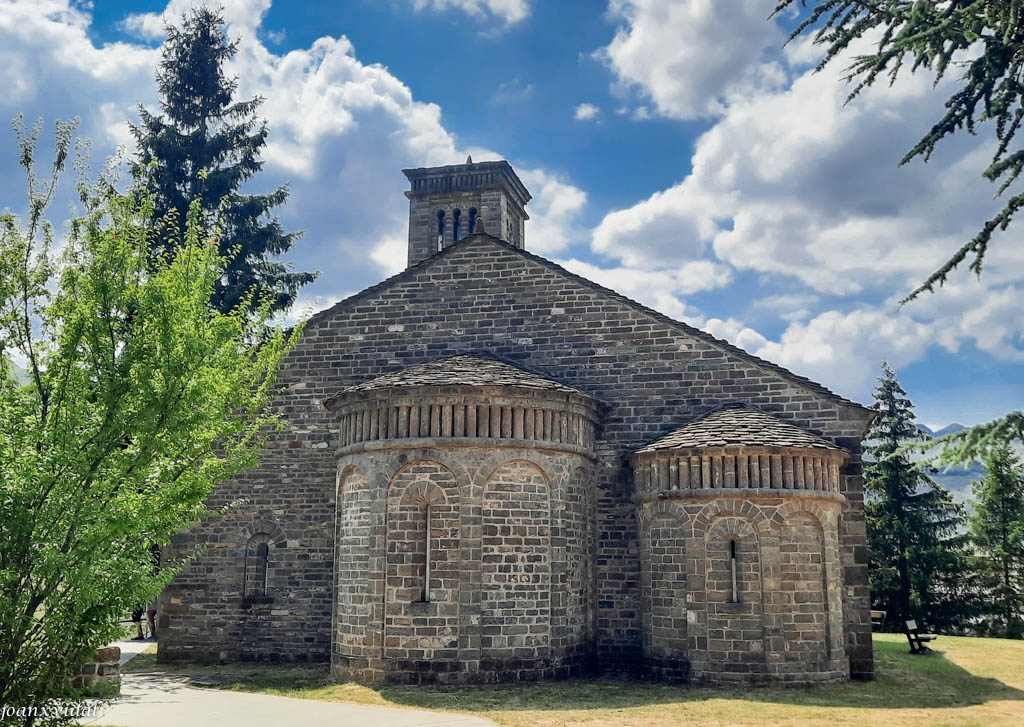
{"left": 970, "top": 443, "right": 1024, "bottom": 637}
{"left": 864, "top": 362, "right": 966, "bottom": 630}
{"left": 131, "top": 7, "right": 316, "bottom": 315}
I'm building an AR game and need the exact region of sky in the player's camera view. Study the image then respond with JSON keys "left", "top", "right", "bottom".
{"left": 1, "top": 0, "right": 1021, "bottom": 429}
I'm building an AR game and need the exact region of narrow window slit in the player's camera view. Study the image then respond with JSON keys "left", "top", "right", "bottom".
{"left": 422, "top": 501, "right": 432, "bottom": 602}
{"left": 729, "top": 539, "right": 739, "bottom": 603}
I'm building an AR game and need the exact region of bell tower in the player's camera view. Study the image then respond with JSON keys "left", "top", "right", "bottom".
{"left": 402, "top": 157, "right": 532, "bottom": 268}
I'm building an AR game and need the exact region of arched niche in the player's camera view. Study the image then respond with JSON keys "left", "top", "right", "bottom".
{"left": 335, "top": 465, "right": 370, "bottom": 657}
{"left": 640, "top": 511, "right": 688, "bottom": 659}
{"left": 480, "top": 460, "right": 551, "bottom": 658}
{"left": 383, "top": 460, "right": 461, "bottom": 660}
{"left": 779, "top": 511, "right": 829, "bottom": 666}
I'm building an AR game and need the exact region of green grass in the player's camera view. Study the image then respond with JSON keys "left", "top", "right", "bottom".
{"left": 128, "top": 634, "right": 1024, "bottom": 727}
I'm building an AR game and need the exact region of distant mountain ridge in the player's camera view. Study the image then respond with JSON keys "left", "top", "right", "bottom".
{"left": 918, "top": 423, "right": 967, "bottom": 438}
{"left": 914, "top": 423, "right": 982, "bottom": 500}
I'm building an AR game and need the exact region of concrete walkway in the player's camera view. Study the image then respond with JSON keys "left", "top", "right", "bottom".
{"left": 113, "top": 638, "right": 153, "bottom": 666}
{"left": 84, "top": 645, "right": 497, "bottom": 727}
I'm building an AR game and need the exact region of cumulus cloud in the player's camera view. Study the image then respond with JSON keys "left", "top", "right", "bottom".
{"left": 696, "top": 273, "right": 1024, "bottom": 402}
{"left": 573, "top": 103, "right": 599, "bottom": 121}
{"left": 409, "top": 0, "right": 530, "bottom": 25}
{"left": 591, "top": 44, "right": 990, "bottom": 296}
{"left": 597, "top": 0, "right": 785, "bottom": 120}
{"left": 518, "top": 168, "right": 588, "bottom": 255}
{"left": 587, "top": 13, "right": 1024, "bottom": 403}
{"left": 0, "top": 0, "right": 582, "bottom": 328}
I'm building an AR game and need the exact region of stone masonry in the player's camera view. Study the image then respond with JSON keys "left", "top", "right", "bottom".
{"left": 159, "top": 158, "right": 875, "bottom": 685}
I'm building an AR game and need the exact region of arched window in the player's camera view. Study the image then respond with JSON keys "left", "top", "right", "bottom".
{"left": 453, "top": 209, "right": 462, "bottom": 242}
{"left": 422, "top": 500, "right": 432, "bottom": 602}
{"left": 436, "top": 210, "right": 446, "bottom": 251}
{"left": 468, "top": 207, "right": 478, "bottom": 235}
{"left": 245, "top": 534, "right": 271, "bottom": 597}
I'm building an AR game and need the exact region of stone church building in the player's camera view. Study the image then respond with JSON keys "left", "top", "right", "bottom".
{"left": 159, "top": 159, "right": 875, "bottom": 686}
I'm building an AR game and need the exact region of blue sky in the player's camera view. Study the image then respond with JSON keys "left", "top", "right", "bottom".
{"left": 2, "top": 0, "right": 1021, "bottom": 429}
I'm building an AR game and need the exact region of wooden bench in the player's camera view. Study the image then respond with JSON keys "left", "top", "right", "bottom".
{"left": 905, "top": 619, "right": 938, "bottom": 653}
{"left": 870, "top": 610, "right": 886, "bottom": 630}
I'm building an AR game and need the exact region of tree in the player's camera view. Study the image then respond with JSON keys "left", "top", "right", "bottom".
{"left": 970, "top": 443, "right": 1024, "bottom": 637}
{"left": 131, "top": 6, "right": 316, "bottom": 316}
{"left": 0, "top": 117, "right": 296, "bottom": 719}
{"left": 864, "top": 362, "right": 966, "bottom": 630}
{"left": 771, "top": 0, "right": 1024, "bottom": 458}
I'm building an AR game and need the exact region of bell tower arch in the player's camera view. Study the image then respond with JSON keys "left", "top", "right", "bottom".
{"left": 402, "top": 157, "right": 532, "bottom": 268}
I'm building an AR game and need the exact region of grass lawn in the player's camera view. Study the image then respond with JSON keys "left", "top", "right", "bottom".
{"left": 127, "top": 634, "right": 1024, "bottom": 727}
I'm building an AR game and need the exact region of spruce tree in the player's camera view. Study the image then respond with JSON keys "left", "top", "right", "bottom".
{"left": 131, "top": 7, "right": 316, "bottom": 315}
{"left": 970, "top": 443, "right": 1024, "bottom": 637}
{"left": 864, "top": 362, "right": 966, "bottom": 631}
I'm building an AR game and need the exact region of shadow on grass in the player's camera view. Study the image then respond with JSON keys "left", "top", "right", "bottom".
{"left": 377, "top": 643, "right": 1024, "bottom": 712}
{"left": 127, "top": 640, "right": 1024, "bottom": 713}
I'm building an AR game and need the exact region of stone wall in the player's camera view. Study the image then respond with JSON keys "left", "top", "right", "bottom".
{"left": 159, "top": 235, "right": 873, "bottom": 679}
{"left": 638, "top": 494, "right": 848, "bottom": 685}
{"left": 331, "top": 444, "right": 595, "bottom": 684}
{"left": 73, "top": 647, "right": 120, "bottom": 696}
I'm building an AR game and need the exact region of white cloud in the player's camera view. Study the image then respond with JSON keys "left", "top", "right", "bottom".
{"left": 573, "top": 103, "right": 600, "bottom": 121}
{"left": 410, "top": 0, "right": 530, "bottom": 25}
{"left": 369, "top": 234, "right": 408, "bottom": 277}
{"left": 591, "top": 33, "right": 1004, "bottom": 296}
{"left": 695, "top": 274, "right": 1024, "bottom": 402}
{"left": 121, "top": 0, "right": 275, "bottom": 42}
{"left": 518, "top": 169, "right": 588, "bottom": 255}
{"left": 587, "top": 18, "right": 1024, "bottom": 403}
{"left": 754, "top": 307, "right": 939, "bottom": 395}
{"left": 597, "top": 0, "right": 785, "bottom": 120}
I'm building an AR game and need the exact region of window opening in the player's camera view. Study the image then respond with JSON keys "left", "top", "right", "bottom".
{"left": 729, "top": 539, "right": 739, "bottom": 603}
{"left": 468, "top": 207, "right": 478, "bottom": 235}
{"left": 437, "top": 210, "right": 446, "bottom": 251}
{"left": 422, "top": 502, "right": 432, "bottom": 602}
{"left": 245, "top": 537, "right": 270, "bottom": 597}
{"left": 453, "top": 209, "right": 462, "bottom": 241}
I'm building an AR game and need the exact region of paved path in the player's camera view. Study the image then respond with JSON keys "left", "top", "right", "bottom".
{"left": 84, "top": 645, "right": 496, "bottom": 727}
{"left": 113, "top": 638, "right": 153, "bottom": 666}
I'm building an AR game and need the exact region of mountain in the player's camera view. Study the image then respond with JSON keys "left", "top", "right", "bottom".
{"left": 918, "top": 423, "right": 967, "bottom": 437}
{"left": 909, "top": 423, "right": 981, "bottom": 501}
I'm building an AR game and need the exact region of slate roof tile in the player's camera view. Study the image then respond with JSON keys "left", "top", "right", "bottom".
{"left": 636, "top": 404, "right": 844, "bottom": 453}
{"left": 340, "top": 353, "right": 587, "bottom": 396}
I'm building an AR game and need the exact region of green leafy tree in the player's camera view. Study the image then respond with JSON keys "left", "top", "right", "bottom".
{"left": 771, "top": 0, "right": 1024, "bottom": 458}
{"left": 864, "top": 362, "right": 967, "bottom": 631}
{"left": 131, "top": 6, "right": 316, "bottom": 315}
{"left": 0, "top": 117, "right": 296, "bottom": 720}
{"left": 970, "top": 443, "right": 1024, "bottom": 637}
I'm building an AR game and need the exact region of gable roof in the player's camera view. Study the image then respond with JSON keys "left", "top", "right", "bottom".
{"left": 635, "top": 404, "right": 844, "bottom": 454}
{"left": 338, "top": 354, "right": 588, "bottom": 396}
{"left": 306, "top": 233, "right": 869, "bottom": 413}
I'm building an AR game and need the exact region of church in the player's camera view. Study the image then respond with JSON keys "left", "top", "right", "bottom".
{"left": 158, "top": 158, "right": 875, "bottom": 686}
